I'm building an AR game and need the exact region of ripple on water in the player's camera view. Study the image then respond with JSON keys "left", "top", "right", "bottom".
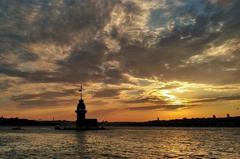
{"left": 0, "top": 127, "right": 240, "bottom": 158}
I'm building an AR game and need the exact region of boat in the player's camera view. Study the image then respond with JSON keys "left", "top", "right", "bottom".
{"left": 11, "top": 127, "right": 23, "bottom": 130}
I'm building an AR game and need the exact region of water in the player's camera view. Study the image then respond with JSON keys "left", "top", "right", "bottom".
{"left": 0, "top": 127, "right": 239, "bottom": 159}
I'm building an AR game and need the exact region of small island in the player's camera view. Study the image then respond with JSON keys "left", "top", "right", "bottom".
{"left": 55, "top": 84, "right": 104, "bottom": 130}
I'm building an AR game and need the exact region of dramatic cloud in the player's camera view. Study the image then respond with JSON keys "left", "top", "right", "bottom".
{"left": 93, "top": 88, "right": 121, "bottom": 98}
{"left": 12, "top": 89, "right": 76, "bottom": 106}
{"left": 0, "top": 0, "right": 240, "bottom": 121}
{"left": 191, "top": 95, "right": 240, "bottom": 103}
{"left": 122, "top": 97, "right": 167, "bottom": 105}
{"left": 126, "top": 104, "right": 189, "bottom": 111}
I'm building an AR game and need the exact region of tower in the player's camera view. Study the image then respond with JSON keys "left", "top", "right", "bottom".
{"left": 75, "top": 84, "right": 87, "bottom": 127}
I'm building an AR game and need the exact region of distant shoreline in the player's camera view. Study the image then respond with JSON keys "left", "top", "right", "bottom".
{"left": 106, "top": 116, "right": 240, "bottom": 127}
{"left": 0, "top": 116, "right": 240, "bottom": 127}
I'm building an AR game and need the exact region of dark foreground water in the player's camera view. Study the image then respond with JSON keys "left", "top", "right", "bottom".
{"left": 0, "top": 127, "right": 239, "bottom": 159}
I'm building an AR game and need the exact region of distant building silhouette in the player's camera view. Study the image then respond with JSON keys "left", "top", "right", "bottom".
{"left": 75, "top": 84, "right": 98, "bottom": 128}
{"left": 227, "top": 114, "right": 230, "bottom": 118}
{"left": 213, "top": 115, "right": 216, "bottom": 119}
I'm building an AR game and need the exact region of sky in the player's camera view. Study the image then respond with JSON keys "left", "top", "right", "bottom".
{"left": 0, "top": 0, "right": 240, "bottom": 121}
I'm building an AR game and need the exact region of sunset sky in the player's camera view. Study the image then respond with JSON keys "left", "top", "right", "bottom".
{"left": 0, "top": 0, "right": 239, "bottom": 121}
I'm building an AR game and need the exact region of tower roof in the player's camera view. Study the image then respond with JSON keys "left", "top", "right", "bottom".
{"left": 77, "top": 99, "right": 86, "bottom": 108}
{"left": 76, "top": 84, "right": 87, "bottom": 111}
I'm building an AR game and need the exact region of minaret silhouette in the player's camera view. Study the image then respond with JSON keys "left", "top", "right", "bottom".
{"left": 75, "top": 84, "right": 87, "bottom": 127}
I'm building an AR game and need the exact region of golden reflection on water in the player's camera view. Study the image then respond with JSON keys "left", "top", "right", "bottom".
{"left": 0, "top": 127, "right": 239, "bottom": 158}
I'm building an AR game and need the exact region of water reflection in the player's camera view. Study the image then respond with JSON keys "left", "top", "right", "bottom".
{"left": 74, "top": 131, "right": 91, "bottom": 158}
{"left": 0, "top": 127, "right": 239, "bottom": 158}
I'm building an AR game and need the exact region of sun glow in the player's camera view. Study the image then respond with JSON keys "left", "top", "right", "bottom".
{"left": 158, "top": 90, "right": 183, "bottom": 105}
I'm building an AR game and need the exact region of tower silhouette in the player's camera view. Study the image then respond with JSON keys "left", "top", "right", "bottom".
{"left": 75, "top": 84, "right": 87, "bottom": 127}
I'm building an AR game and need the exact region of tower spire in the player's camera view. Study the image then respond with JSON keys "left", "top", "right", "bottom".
{"left": 79, "top": 84, "right": 83, "bottom": 100}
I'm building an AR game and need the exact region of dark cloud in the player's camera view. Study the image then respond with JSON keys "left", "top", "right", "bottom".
{"left": 93, "top": 88, "right": 121, "bottom": 98}
{"left": 12, "top": 89, "right": 76, "bottom": 101}
{"left": 0, "top": 77, "right": 24, "bottom": 92}
{"left": 1, "top": 0, "right": 240, "bottom": 85}
{"left": 103, "top": 68, "right": 128, "bottom": 84}
{"left": 122, "top": 97, "right": 167, "bottom": 105}
{"left": 56, "top": 40, "right": 106, "bottom": 83}
{"left": 191, "top": 95, "right": 240, "bottom": 103}
{"left": 0, "top": 80, "right": 11, "bottom": 91}
{"left": 87, "top": 100, "right": 108, "bottom": 106}
{"left": 89, "top": 108, "right": 120, "bottom": 116}
{"left": 126, "top": 104, "right": 188, "bottom": 111}
{"left": 118, "top": 0, "right": 240, "bottom": 84}
{"left": 0, "top": 64, "right": 26, "bottom": 78}
{"left": 0, "top": 0, "right": 117, "bottom": 43}
{"left": 0, "top": 66, "right": 59, "bottom": 83}
{"left": 15, "top": 99, "right": 57, "bottom": 108}
{"left": 0, "top": 0, "right": 124, "bottom": 85}
{"left": 57, "top": 40, "right": 130, "bottom": 84}
{"left": 12, "top": 89, "right": 77, "bottom": 107}
{"left": 15, "top": 99, "right": 73, "bottom": 108}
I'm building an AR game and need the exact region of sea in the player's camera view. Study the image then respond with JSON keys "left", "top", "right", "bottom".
{"left": 0, "top": 127, "right": 239, "bottom": 159}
